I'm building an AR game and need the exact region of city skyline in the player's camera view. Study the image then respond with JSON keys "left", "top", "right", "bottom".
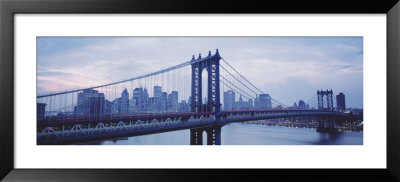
{"left": 47, "top": 84, "right": 347, "bottom": 118}
{"left": 37, "top": 37, "right": 363, "bottom": 108}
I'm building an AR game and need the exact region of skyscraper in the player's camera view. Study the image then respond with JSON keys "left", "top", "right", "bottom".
{"left": 171, "top": 91, "right": 179, "bottom": 112}
{"left": 153, "top": 86, "right": 162, "bottom": 98}
{"left": 132, "top": 87, "right": 142, "bottom": 111}
{"left": 223, "top": 90, "right": 235, "bottom": 110}
{"left": 143, "top": 87, "right": 149, "bottom": 111}
{"left": 111, "top": 98, "right": 121, "bottom": 114}
{"left": 259, "top": 94, "right": 272, "bottom": 109}
{"left": 152, "top": 86, "right": 162, "bottom": 112}
{"left": 235, "top": 94, "right": 253, "bottom": 110}
{"left": 298, "top": 99, "right": 307, "bottom": 109}
{"left": 120, "top": 88, "right": 130, "bottom": 113}
{"left": 76, "top": 89, "right": 105, "bottom": 115}
{"left": 336, "top": 92, "right": 346, "bottom": 111}
{"left": 143, "top": 87, "right": 149, "bottom": 100}
{"left": 161, "top": 92, "right": 168, "bottom": 112}
{"left": 254, "top": 97, "right": 260, "bottom": 109}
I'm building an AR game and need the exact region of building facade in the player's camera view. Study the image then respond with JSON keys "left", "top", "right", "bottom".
{"left": 257, "top": 94, "right": 272, "bottom": 109}
{"left": 336, "top": 92, "right": 346, "bottom": 111}
{"left": 75, "top": 89, "right": 105, "bottom": 115}
{"left": 223, "top": 90, "right": 235, "bottom": 111}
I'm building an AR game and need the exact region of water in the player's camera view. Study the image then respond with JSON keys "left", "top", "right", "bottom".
{"left": 80, "top": 123, "right": 363, "bottom": 145}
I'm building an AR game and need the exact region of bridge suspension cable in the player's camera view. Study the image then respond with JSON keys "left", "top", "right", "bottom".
{"left": 221, "top": 58, "right": 264, "bottom": 94}
{"left": 220, "top": 75, "right": 255, "bottom": 100}
{"left": 220, "top": 65, "right": 259, "bottom": 97}
{"left": 306, "top": 93, "right": 320, "bottom": 109}
{"left": 221, "top": 57, "right": 288, "bottom": 107}
{"left": 220, "top": 80, "right": 253, "bottom": 101}
{"left": 306, "top": 93, "right": 317, "bottom": 105}
{"left": 37, "top": 55, "right": 211, "bottom": 98}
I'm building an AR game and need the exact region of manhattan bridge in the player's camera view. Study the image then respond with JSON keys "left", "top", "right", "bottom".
{"left": 36, "top": 49, "right": 349, "bottom": 145}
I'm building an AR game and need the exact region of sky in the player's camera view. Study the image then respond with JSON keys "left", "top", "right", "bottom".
{"left": 37, "top": 37, "right": 363, "bottom": 109}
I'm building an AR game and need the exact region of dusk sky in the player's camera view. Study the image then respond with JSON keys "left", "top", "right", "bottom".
{"left": 37, "top": 37, "right": 363, "bottom": 108}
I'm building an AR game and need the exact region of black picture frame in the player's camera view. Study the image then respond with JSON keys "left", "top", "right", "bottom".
{"left": 1, "top": 0, "right": 399, "bottom": 181}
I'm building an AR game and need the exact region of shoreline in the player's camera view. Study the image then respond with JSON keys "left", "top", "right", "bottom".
{"left": 244, "top": 120, "right": 363, "bottom": 132}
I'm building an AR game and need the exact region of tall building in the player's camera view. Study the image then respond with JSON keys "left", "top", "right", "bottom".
{"left": 259, "top": 94, "right": 272, "bottom": 109}
{"left": 153, "top": 86, "right": 162, "bottom": 98}
{"left": 223, "top": 90, "right": 235, "bottom": 110}
{"left": 111, "top": 98, "right": 121, "bottom": 114}
{"left": 120, "top": 88, "right": 130, "bottom": 113}
{"left": 254, "top": 97, "right": 260, "bottom": 109}
{"left": 178, "top": 100, "right": 190, "bottom": 112}
{"left": 147, "top": 97, "right": 156, "bottom": 112}
{"left": 76, "top": 89, "right": 105, "bottom": 115}
{"left": 129, "top": 99, "right": 136, "bottom": 113}
{"left": 248, "top": 99, "right": 253, "bottom": 109}
{"left": 143, "top": 87, "right": 149, "bottom": 100}
{"left": 161, "top": 92, "right": 168, "bottom": 112}
{"left": 103, "top": 100, "right": 112, "bottom": 114}
{"left": 152, "top": 86, "right": 162, "bottom": 111}
{"left": 167, "top": 94, "right": 172, "bottom": 110}
{"left": 235, "top": 95, "right": 253, "bottom": 110}
{"left": 133, "top": 87, "right": 144, "bottom": 111}
{"left": 298, "top": 99, "right": 308, "bottom": 109}
{"left": 170, "top": 91, "right": 179, "bottom": 112}
{"left": 336, "top": 92, "right": 346, "bottom": 111}
{"left": 143, "top": 87, "right": 149, "bottom": 111}
{"left": 37, "top": 103, "right": 46, "bottom": 120}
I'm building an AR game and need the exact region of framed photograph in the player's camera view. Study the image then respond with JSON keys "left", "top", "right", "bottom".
{"left": 1, "top": 0, "right": 399, "bottom": 181}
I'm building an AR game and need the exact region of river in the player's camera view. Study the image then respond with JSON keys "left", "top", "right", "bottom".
{"left": 80, "top": 122, "right": 363, "bottom": 145}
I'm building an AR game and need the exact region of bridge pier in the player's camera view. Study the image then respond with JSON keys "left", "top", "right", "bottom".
{"left": 317, "top": 116, "right": 337, "bottom": 133}
{"left": 206, "top": 125, "right": 221, "bottom": 145}
{"left": 190, "top": 128, "right": 203, "bottom": 145}
{"left": 190, "top": 125, "right": 222, "bottom": 145}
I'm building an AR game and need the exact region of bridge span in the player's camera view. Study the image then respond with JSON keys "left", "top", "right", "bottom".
{"left": 37, "top": 109, "right": 348, "bottom": 145}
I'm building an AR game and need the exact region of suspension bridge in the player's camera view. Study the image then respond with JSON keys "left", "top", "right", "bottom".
{"left": 36, "top": 49, "right": 349, "bottom": 145}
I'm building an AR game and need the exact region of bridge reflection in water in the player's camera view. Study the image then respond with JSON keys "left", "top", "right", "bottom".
{"left": 78, "top": 123, "right": 363, "bottom": 145}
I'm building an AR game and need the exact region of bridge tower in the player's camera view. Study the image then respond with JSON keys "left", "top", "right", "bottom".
{"left": 190, "top": 49, "right": 221, "bottom": 114}
{"left": 316, "top": 89, "right": 337, "bottom": 133}
{"left": 190, "top": 49, "right": 222, "bottom": 145}
{"left": 317, "top": 89, "right": 333, "bottom": 110}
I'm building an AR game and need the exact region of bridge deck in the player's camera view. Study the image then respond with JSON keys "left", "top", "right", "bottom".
{"left": 37, "top": 109, "right": 347, "bottom": 144}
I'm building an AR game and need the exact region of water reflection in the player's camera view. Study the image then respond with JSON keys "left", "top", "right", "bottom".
{"left": 313, "top": 133, "right": 341, "bottom": 145}
{"left": 79, "top": 123, "right": 363, "bottom": 145}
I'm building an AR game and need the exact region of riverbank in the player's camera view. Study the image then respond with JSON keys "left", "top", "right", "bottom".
{"left": 245, "top": 120, "right": 363, "bottom": 132}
